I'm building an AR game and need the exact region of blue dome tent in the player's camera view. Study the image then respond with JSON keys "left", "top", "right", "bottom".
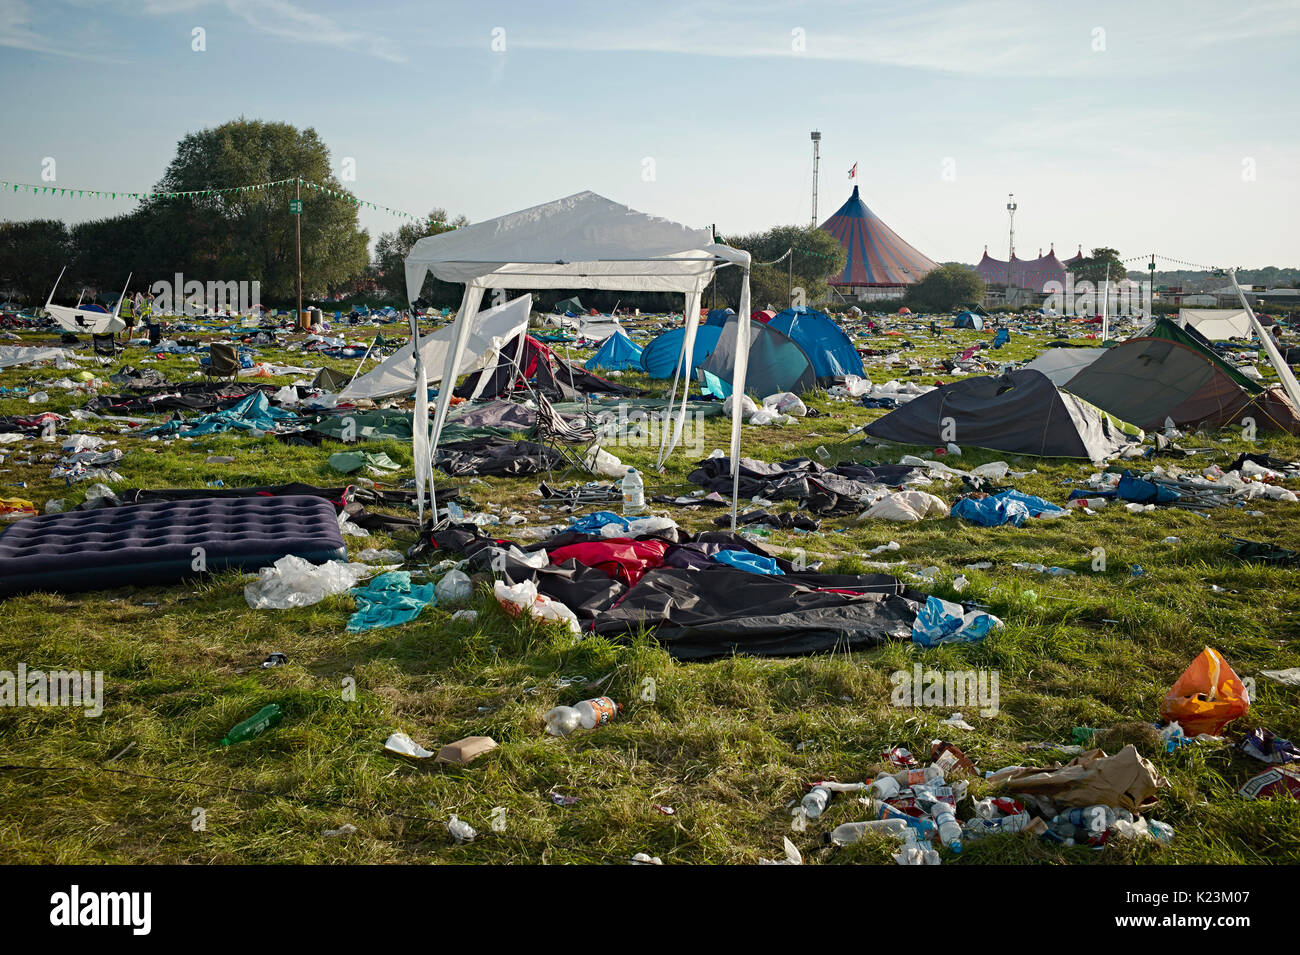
{"left": 766, "top": 306, "right": 864, "bottom": 381}
{"left": 639, "top": 324, "right": 723, "bottom": 379}
{"left": 584, "top": 328, "right": 644, "bottom": 371}
{"left": 954, "top": 311, "right": 985, "bottom": 331}
{"left": 704, "top": 307, "right": 735, "bottom": 327}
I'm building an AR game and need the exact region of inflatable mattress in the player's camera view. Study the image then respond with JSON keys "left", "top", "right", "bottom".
{"left": 0, "top": 495, "right": 347, "bottom": 596}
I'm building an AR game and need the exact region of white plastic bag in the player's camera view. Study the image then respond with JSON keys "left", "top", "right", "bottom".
{"left": 493, "top": 579, "right": 581, "bottom": 635}
{"left": 435, "top": 568, "right": 473, "bottom": 604}
{"left": 244, "top": 555, "right": 369, "bottom": 610}
{"left": 723, "top": 393, "right": 758, "bottom": 416}
{"left": 862, "top": 491, "right": 949, "bottom": 523}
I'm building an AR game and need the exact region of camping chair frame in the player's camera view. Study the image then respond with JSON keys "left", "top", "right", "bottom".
{"left": 92, "top": 334, "right": 121, "bottom": 357}
{"left": 205, "top": 342, "right": 241, "bottom": 381}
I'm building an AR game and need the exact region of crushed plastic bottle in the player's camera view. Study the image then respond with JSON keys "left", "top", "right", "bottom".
{"left": 543, "top": 696, "right": 621, "bottom": 737}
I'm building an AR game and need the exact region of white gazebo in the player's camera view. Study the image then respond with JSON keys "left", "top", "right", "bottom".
{"left": 403, "top": 191, "right": 753, "bottom": 524}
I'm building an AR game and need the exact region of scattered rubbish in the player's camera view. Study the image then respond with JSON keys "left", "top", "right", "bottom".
{"left": 434, "top": 568, "right": 473, "bottom": 604}
{"left": 323, "top": 823, "right": 357, "bottom": 838}
{"left": 447, "top": 814, "right": 477, "bottom": 844}
{"left": 1238, "top": 767, "right": 1300, "bottom": 801}
{"left": 260, "top": 652, "right": 288, "bottom": 668}
{"left": 220, "top": 703, "right": 283, "bottom": 746}
{"left": 630, "top": 852, "right": 663, "bottom": 865}
{"left": 1159, "top": 647, "right": 1249, "bottom": 737}
{"left": 544, "top": 696, "right": 620, "bottom": 737}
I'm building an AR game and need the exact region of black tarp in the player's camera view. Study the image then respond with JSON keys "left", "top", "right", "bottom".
{"left": 688, "top": 456, "right": 919, "bottom": 514}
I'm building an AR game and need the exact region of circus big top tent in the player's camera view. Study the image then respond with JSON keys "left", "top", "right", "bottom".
{"left": 818, "top": 186, "right": 937, "bottom": 298}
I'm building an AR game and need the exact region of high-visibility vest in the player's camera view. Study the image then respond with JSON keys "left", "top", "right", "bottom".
{"left": 121, "top": 298, "right": 134, "bottom": 318}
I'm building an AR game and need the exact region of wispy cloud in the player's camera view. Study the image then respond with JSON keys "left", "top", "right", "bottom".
{"left": 463, "top": 0, "right": 1300, "bottom": 79}
{"left": 0, "top": 0, "right": 123, "bottom": 61}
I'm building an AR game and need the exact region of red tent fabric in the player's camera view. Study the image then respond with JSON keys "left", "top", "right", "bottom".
{"left": 549, "top": 538, "right": 670, "bottom": 585}
{"left": 751, "top": 309, "right": 776, "bottom": 323}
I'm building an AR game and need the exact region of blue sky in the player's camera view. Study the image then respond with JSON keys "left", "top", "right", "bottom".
{"left": 2, "top": 0, "right": 1299, "bottom": 266}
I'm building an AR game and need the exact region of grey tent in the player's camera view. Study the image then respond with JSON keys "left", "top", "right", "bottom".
{"left": 698, "top": 316, "right": 816, "bottom": 398}
{"left": 864, "top": 369, "right": 1141, "bottom": 459}
{"left": 1062, "top": 318, "right": 1300, "bottom": 434}
{"left": 553, "top": 296, "right": 584, "bottom": 315}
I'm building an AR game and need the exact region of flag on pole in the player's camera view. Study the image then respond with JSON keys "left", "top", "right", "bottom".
{"left": 848, "top": 162, "right": 857, "bottom": 180}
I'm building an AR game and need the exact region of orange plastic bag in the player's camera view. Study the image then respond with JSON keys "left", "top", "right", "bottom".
{"left": 1160, "top": 647, "right": 1249, "bottom": 736}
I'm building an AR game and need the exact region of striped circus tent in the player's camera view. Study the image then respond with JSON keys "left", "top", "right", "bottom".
{"left": 819, "top": 186, "right": 937, "bottom": 290}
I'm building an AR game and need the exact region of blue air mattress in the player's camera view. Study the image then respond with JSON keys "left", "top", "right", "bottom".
{"left": 0, "top": 495, "right": 347, "bottom": 596}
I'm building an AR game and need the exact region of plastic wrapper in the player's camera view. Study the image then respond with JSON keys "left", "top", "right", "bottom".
{"left": 244, "top": 555, "right": 370, "bottom": 610}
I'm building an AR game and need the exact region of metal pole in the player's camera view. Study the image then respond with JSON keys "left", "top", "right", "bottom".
{"left": 788, "top": 248, "right": 793, "bottom": 307}
{"left": 296, "top": 177, "right": 303, "bottom": 329}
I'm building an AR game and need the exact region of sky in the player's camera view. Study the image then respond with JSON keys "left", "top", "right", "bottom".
{"left": 1, "top": 0, "right": 1299, "bottom": 268}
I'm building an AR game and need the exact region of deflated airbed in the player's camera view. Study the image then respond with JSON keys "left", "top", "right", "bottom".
{"left": 0, "top": 495, "right": 346, "bottom": 597}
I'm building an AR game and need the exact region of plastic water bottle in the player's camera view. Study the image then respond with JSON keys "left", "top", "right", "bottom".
{"left": 220, "top": 703, "right": 282, "bottom": 746}
{"left": 621, "top": 467, "right": 645, "bottom": 517}
{"left": 931, "top": 804, "right": 963, "bottom": 853}
{"left": 801, "top": 785, "right": 833, "bottom": 819}
{"left": 543, "top": 696, "right": 621, "bottom": 737}
{"left": 827, "top": 819, "right": 915, "bottom": 846}
{"left": 867, "top": 775, "right": 901, "bottom": 800}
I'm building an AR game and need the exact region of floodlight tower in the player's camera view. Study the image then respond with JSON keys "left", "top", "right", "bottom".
{"left": 810, "top": 131, "right": 822, "bottom": 226}
{"left": 1006, "top": 193, "right": 1017, "bottom": 260}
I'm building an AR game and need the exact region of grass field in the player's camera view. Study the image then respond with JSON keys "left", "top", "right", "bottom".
{"left": 1, "top": 315, "right": 1298, "bottom": 865}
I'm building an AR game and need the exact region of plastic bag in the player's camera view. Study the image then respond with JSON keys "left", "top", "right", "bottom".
{"left": 244, "top": 555, "right": 370, "bottom": 610}
{"left": 1159, "top": 647, "right": 1249, "bottom": 736}
{"left": 723, "top": 393, "right": 758, "bottom": 416}
{"left": 435, "top": 568, "right": 473, "bottom": 604}
{"left": 762, "top": 392, "right": 807, "bottom": 416}
{"left": 493, "top": 579, "right": 581, "bottom": 635}
{"left": 912, "top": 595, "right": 1002, "bottom": 647}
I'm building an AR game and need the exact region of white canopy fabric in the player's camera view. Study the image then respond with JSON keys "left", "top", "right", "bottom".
{"left": 46, "top": 304, "right": 125, "bottom": 335}
{"left": 404, "top": 191, "right": 751, "bottom": 524}
{"left": 1022, "top": 347, "right": 1104, "bottom": 387}
{"left": 0, "top": 345, "right": 73, "bottom": 369}
{"left": 339, "top": 294, "right": 530, "bottom": 401}
{"left": 1178, "top": 308, "right": 1251, "bottom": 340}
{"left": 546, "top": 313, "right": 624, "bottom": 341}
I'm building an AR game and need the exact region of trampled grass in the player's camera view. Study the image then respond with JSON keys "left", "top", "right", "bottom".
{"left": 1, "top": 316, "right": 1298, "bottom": 864}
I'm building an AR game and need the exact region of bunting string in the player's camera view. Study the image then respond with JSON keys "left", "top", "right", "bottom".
{"left": 0, "top": 176, "right": 423, "bottom": 221}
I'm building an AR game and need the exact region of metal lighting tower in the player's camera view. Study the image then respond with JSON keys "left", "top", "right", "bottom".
{"left": 1006, "top": 193, "right": 1017, "bottom": 260}
{"left": 1005, "top": 193, "right": 1018, "bottom": 294}
{"left": 810, "top": 131, "right": 821, "bottom": 226}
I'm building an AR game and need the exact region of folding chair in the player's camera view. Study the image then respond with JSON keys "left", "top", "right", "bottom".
{"left": 534, "top": 392, "right": 602, "bottom": 481}
{"left": 92, "top": 334, "right": 121, "bottom": 357}
{"left": 205, "top": 342, "right": 241, "bottom": 380}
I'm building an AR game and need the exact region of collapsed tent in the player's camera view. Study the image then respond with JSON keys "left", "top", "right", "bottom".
{"left": 697, "top": 316, "right": 816, "bottom": 398}
{"left": 1022, "top": 345, "right": 1106, "bottom": 386}
{"left": 455, "top": 333, "right": 638, "bottom": 400}
{"left": 1177, "top": 308, "right": 1252, "bottom": 341}
{"left": 1063, "top": 318, "right": 1300, "bottom": 433}
{"left": 864, "top": 369, "right": 1141, "bottom": 459}
{"left": 766, "top": 306, "right": 865, "bottom": 380}
{"left": 584, "top": 328, "right": 643, "bottom": 371}
{"left": 430, "top": 526, "right": 929, "bottom": 659}
{"left": 553, "top": 296, "right": 584, "bottom": 315}
{"left": 339, "top": 294, "right": 530, "bottom": 401}
{"left": 404, "top": 190, "right": 753, "bottom": 524}
{"left": 639, "top": 324, "right": 722, "bottom": 379}
{"left": 43, "top": 268, "right": 129, "bottom": 334}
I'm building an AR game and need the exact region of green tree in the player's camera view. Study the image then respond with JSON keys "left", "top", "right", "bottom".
{"left": 374, "top": 208, "right": 468, "bottom": 305}
{"left": 140, "top": 118, "right": 370, "bottom": 303}
{"left": 0, "top": 219, "right": 71, "bottom": 302}
{"left": 1072, "top": 247, "right": 1126, "bottom": 285}
{"left": 904, "top": 263, "right": 985, "bottom": 312}
{"left": 713, "top": 224, "right": 847, "bottom": 310}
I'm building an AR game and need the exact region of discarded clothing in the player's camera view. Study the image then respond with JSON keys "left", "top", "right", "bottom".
{"left": 347, "top": 572, "right": 435, "bottom": 632}
{"left": 434, "top": 436, "right": 561, "bottom": 477}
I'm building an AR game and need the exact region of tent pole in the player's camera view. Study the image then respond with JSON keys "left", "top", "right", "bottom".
{"left": 1230, "top": 269, "right": 1300, "bottom": 409}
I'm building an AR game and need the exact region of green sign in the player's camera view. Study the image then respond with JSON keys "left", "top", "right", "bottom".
{"left": 288, "top": 199, "right": 302, "bottom": 214}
